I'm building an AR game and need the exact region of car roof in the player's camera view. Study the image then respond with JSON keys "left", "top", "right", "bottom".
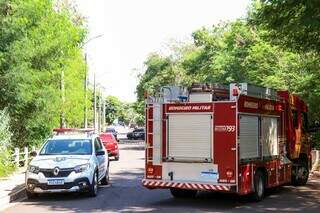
{"left": 50, "top": 134, "right": 97, "bottom": 140}
{"left": 100, "top": 132, "right": 113, "bottom": 136}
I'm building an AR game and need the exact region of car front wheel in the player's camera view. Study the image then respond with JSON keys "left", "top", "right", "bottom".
{"left": 101, "top": 165, "right": 110, "bottom": 185}
{"left": 88, "top": 171, "right": 98, "bottom": 197}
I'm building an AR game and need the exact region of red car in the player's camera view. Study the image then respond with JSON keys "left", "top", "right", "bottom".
{"left": 100, "top": 133, "right": 119, "bottom": 161}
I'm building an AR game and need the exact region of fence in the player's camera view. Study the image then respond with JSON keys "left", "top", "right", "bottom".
{"left": 12, "top": 146, "right": 36, "bottom": 167}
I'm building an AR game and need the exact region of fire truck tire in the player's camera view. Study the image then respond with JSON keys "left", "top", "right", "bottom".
{"left": 251, "top": 170, "right": 265, "bottom": 202}
{"left": 292, "top": 162, "right": 309, "bottom": 186}
{"left": 170, "top": 188, "right": 197, "bottom": 198}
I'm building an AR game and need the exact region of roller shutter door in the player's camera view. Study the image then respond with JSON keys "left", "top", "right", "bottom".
{"left": 168, "top": 114, "right": 212, "bottom": 161}
{"left": 239, "top": 115, "right": 259, "bottom": 159}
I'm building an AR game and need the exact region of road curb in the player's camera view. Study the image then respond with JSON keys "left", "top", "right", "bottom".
{"left": 0, "top": 186, "right": 26, "bottom": 212}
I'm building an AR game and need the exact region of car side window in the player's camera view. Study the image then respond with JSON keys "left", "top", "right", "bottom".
{"left": 94, "top": 138, "right": 103, "bottom": 152}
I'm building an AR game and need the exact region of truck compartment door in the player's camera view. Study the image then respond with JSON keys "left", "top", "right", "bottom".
{"left": 214, "top": 103, "right": 237, "bottom": 184}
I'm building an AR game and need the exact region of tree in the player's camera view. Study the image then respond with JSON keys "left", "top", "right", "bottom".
{"left": 249, "top": 0, "right": 320, "bottom": 54}
{"left": 0, "top": 109, "right": 14, "bottom": 176}
{"left": 0, "top": 0, "right": 87, "bottom": 147}
{"left": 105, "top": 96, "right": 122, "bottom": 125}
{"left": 249, "top": 0, "right": 320, "bottom": 123}
{"left": 136, "top": 20, "right": 320, "bottom": 123}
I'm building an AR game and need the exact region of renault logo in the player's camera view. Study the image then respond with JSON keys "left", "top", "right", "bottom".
{"left": 53, "top": 167, "right": 60, "bottom": 176}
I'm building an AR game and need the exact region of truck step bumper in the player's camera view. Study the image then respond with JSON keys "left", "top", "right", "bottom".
{"left": 142, "top": 179, "right": 233, "bottom": 191}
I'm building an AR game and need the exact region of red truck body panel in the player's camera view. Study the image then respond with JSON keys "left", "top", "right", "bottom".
{"left": 143, "top": 88, "right": 310, "bottom": 196}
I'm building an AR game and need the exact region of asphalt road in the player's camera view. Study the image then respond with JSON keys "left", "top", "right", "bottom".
{"left": 4, "top": 143, "right": 320, "bottom": 213}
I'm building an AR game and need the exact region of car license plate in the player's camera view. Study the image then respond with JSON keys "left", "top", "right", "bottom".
{"left": 47, "top": 179, "right": 64, "bottom": 185}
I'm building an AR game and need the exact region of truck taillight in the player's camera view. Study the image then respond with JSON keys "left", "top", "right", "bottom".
{"left": 226, "top": 169, "right": 234, "bottom": 178}
{"left": 147, "top": 167, "right": 154, "bottom": 174}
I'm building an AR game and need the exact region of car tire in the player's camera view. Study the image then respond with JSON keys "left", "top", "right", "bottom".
{"left": 170, "top": 188, "right": 197, "bottom": 198}
{"left": 101, "top": 165, "right": 110, "bottom": 185}
{"left": 88, "top": 171, "right": 98, "bottom": 197}
{"left": 251, "top": 170, "right": 265, "bottom": 202}
{"left": 115, "top": 156, "right": 119, "bottom": 161}
{"left": 26, "top": 190, "right": 38, "bottom": 199}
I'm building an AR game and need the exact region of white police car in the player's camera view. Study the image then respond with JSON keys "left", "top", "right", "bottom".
{"left": 25, "top": 129, "right": 109, "bottom": 198}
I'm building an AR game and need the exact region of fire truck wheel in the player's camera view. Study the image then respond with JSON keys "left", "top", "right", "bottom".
{"left": 252, "top": 170, "right": 265, "bottom": 202}
{"left": 170, "top": 188, "right": 197, "bottom": 198}
{"left": 292, "top": 162, "right": 309, "bottom": 186}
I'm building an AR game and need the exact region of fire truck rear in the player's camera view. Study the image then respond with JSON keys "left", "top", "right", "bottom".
{"left": 142, "top": 83, "right": 311, "bottom": 201}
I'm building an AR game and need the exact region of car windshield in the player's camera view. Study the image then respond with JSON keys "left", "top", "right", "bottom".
{"left": 40, "top": 139, "right": 92, "bottom": 155}
{"left": 106, "top": 128, "right": 115, "bottom": 133}
{"left": 134, "top": 129, "right": 144, "bottom": 132}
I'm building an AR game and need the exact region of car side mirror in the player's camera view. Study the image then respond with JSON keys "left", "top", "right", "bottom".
{"left": 96, "top": 150, "right": 105, "bottom": 156}
{"left": 30, "top": 151, "right": 37, "bottom": 157}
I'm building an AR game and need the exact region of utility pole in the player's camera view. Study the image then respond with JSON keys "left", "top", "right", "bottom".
{"left": 98, "top": 88, "right": 102, "bottom": 133}
{"left": 93, "top": 73, "right": 97, "bottom": 132}
{"left": 102, "top": 94, "right": 106, "bottom": 132}
{"left": 83, "top": 53, "right": 88, "bottom": 128}
{"left": 60, "top": 70, "right": 66, "bottom": 128}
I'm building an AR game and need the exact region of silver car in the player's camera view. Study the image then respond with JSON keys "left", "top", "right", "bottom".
{"left": 25, "top": 133, "right": 109, "bottom": 198}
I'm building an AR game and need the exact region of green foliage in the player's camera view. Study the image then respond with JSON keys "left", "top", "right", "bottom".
{"left": 249, "top": 0, "right": 320, "bottom": 123}
{"left": 249, "top": 0, "right": 320, "bottom": 53}
{"left": 311, "top": 131, "right": 320, "bottom": 149}
{"left": 0, "top": 0, "right": 88, "bottom": 147}
{"left": 105, "top": 96, "right": 144, "bottom": 126}
{"left": 136, "top": 19, "right": 320, "bottom": 124}
{"left": 105, "top": 96, "right": 122, "bottom": 125}
{"left": 0, "top": 109, "right": 15, "bottom": 177}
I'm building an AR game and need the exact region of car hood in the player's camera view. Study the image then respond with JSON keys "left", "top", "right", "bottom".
{"left": 30, "top": 155, "right": 91, "bottom": 169}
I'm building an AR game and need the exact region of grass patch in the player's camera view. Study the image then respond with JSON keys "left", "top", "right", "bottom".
{"left": 0, "top": 152, "right": 16, "bottom": 178}
{"left": 0, "top": 164, "right": 16, "bottom": 178}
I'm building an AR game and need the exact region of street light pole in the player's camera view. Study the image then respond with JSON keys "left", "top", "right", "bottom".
{"left": 82, "top": 34, "right": 103, "bottom": 130}
{"left": 84, "top": 53, "right": 88, "bottom": 128}
{"left": 93, "top": 73, "right": 97, "bottom": 132}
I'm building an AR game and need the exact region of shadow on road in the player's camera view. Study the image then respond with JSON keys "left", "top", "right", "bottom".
{"left": 20, "top": 173, "right": 320, "bottom": 213}
{"left": 120, "top": 145, "right": 145, "bottom": 151}
{"left": 8, "top": 143, "right": 320, "bottom": 212}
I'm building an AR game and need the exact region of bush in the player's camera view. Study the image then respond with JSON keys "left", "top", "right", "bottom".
{"left": 0, "top": 109, "right": 15, "bottom": 177}
{"left": 311, "top": 131, "right": 320, "bottom": 150}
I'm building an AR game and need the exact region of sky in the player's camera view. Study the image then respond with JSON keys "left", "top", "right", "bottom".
{"left": 75, "top": 0, "right": 251, "bottom": 102}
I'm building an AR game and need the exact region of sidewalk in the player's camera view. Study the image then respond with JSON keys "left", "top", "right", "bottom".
{"left": 0, "top": 168, "right": 26, "bottom": 211}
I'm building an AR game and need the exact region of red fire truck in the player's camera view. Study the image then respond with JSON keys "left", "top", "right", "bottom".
{"left": 142, "top": 83, "right": 311, "bottom": 201}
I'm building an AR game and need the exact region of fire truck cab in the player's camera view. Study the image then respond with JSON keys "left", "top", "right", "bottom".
{"left": 143, "top": 83, "right": 311, "bottom": 201}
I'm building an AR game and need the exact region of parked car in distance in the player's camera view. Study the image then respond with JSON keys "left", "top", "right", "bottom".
{"left": 127, "top": 128, "right": 145, "bottom": 140}
{"left": 100, "top": 133, "right": 119, "bottom": 161}
{"left": 25, "top": 129, "right": 109, "bottom": 198}
{"left": 106, "top": 127, "right": 118, "bottom": 141}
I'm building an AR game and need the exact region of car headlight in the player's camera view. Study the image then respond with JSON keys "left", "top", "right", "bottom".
{"left": 28, "top": 165, "right": 40, "bottom": 174}
{"left": 74, "top": 164, "right": 90, "bottom": 173}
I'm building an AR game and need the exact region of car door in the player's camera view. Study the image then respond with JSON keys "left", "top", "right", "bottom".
{"left": 94, "top": 137, "right": 106, "bottom": 180}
